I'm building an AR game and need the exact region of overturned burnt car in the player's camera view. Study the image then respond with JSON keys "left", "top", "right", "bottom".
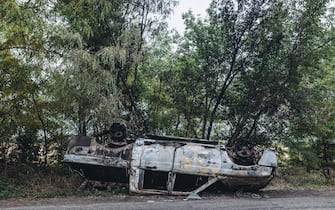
{"left": 63, "top": 123, "right": 277, "bottom": 199}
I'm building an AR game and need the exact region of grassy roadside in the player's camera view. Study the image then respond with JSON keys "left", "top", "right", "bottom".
{"left": 0, "top": 176, "right": 128, "bottom": 200}
{"left": 266, "top": 166, "right": 335, "bottom": 191}
{"left": 1, "top": 166, "right": 334, "bottom": 200}
{"left": 0, "top": 165, "right": 128, "bottom": 200}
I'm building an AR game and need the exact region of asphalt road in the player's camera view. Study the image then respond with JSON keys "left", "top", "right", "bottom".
{"left": 2, "top": 190, "right": 335, "bottom": 210}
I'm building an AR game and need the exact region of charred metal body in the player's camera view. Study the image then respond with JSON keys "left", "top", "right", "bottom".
{"left": 65, "top": 136, "right": 131, "bottom": 183}
{"left": 129, "top": 136, "right": 276, "bottom": 196}
{"left": 63, "top": 132, "right": 277, "bottom": 198}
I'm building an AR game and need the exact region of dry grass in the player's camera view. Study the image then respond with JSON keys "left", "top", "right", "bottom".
{"left": 0, "top": 164, "right": 129, "bottom": 199}
{"left": 266, "top": 166, "right": 335, "bottom": 190}
{"left": 2, "top": 164, "right": 335, "bottom": 200}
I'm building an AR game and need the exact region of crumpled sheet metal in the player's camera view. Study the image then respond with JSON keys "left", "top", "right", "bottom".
{"left": 63, "top": 136, "right": 277, "bottom": 195}
{"left": 64, "top": 137, "right": 132, "bottom": 168}
{"left": 63, "top": 153, "right": 129, "bottom": 168}
{"left": 129, "top": 138, "right": 277, "bottom": 194}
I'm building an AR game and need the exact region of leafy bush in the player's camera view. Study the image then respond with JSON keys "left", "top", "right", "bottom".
{"left": 275, "top": 166, "right": 330, "bottom": 189}
{"left": 0, "top": 179, "right": 25, "bottom": 199}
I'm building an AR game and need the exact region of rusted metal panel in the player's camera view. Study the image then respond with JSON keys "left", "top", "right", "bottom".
{"left": 140, "top": 141, "right": 175, "bottom": 171}
{"left": 173, "top": 144, "right": 222, "bottom": 175}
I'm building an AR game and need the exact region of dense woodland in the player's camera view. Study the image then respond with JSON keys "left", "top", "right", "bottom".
{"left": 1, "top": 0, "right": 335, "bottom": 190}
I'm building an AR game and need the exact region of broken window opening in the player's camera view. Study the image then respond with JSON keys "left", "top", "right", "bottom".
{"left": 70, "top": 163, "right": 129, "bottom": 183}
{"left": 173, "top": 173, "right": 209, "bottom": 192}
{"left": 143, "top": 170, "right": 169, "bottom": 190}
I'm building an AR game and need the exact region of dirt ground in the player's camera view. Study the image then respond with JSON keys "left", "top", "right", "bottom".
{"left": 1, "top": 189, "right": 335, "bottom": 209}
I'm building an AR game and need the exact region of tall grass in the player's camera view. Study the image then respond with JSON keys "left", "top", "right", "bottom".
{"left": 0, "top": 164, "right": 127, "bottom": 200}
{"left": 268, "top": 166, "right": 334, "bottom": 190}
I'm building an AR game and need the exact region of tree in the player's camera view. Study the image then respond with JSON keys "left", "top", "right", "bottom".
{"left": 0, "top": 0, "right": 54, "bottom": 168}
{"left": 52, "top": 0, "right": 177, "bottom": 135}
{"left": 287, "top": 29, "right": 335, "bottom": 176}
{"left": 173, "top": 0, "right": 334, "bottom": 146}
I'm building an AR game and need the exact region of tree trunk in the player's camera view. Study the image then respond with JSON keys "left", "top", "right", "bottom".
{"left": 201, "top": 94, "right": 209, "bottom": 139}
{"left": 32, "top": 94, "right": 48, "bottom": 165}
{"left": 78, "top": 101, "right": 87, "bottom": 136}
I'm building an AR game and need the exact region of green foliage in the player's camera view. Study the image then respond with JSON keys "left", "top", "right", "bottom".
{"left": 16, "top": 132, "right": 40, "bottom": 164}
{"left": 284, "top": 140, "right": 320, "bottom": 171}
{"left": 0, "top": 0, "right": 45, "bottom": 52}
{"left": 276, "top": 166, "right": 329, "bottom": 189}
{"left": 50, "top": 0, "right": 177, "bottom": 135}
{"left": 0, "top": 165, "right": 128, "bottom": 200}
{"left": 0, "top": 179, "right": 25, "bottom": 200}
{"left": 286, "top": 26, "right": 335, "bottom": 175}
{"left": 146, "top": 0, "right": 335, "bottom": 146}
